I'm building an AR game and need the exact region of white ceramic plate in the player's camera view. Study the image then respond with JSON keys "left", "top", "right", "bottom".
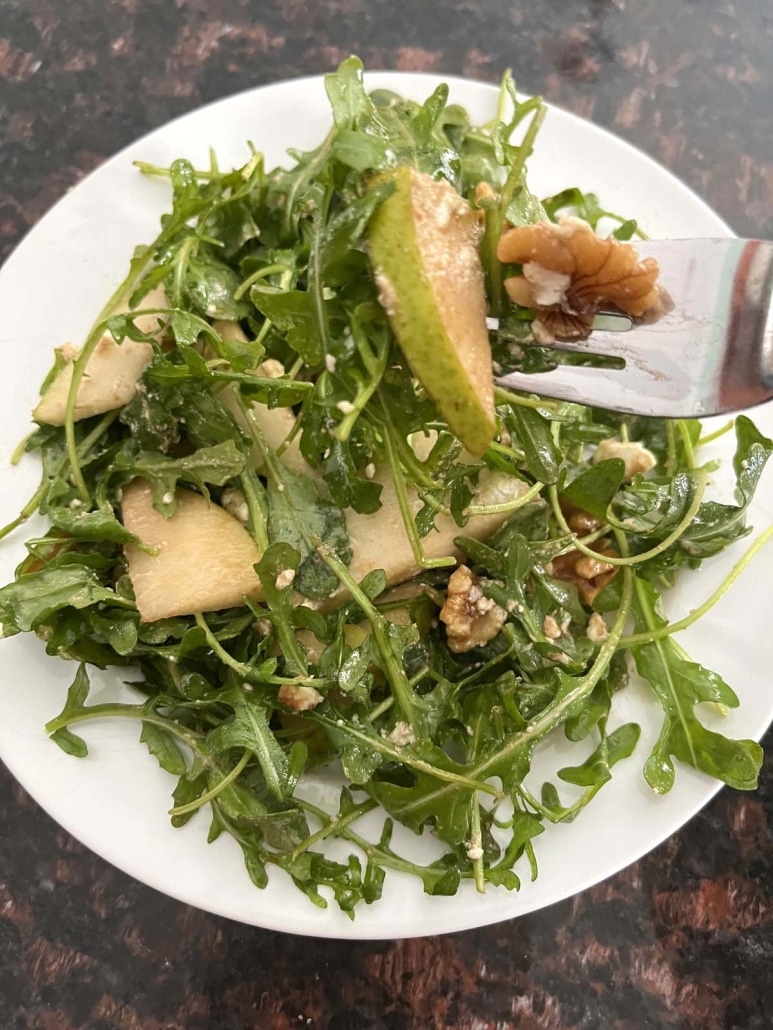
{"left": 0, "top": 72, "right": 771, "bottom": 940}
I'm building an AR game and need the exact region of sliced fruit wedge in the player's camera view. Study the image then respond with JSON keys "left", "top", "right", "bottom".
{"left": 34, "top": 283, "right": 169, "bottom": 426}
{"left": 122, "top": 479, "right": 263, "bottom": 622}
{"left": 368, "top": 167, "right": 496, "bottom": 456}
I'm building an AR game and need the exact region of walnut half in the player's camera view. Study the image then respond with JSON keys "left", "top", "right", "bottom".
{"left": 497, "top": 217, "right": 661, "bottom": 342}
{"left": 440, "top": 565, "right": 507, "bottom": 653}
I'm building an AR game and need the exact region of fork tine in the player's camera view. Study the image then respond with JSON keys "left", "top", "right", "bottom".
{"left": 496, "top": 357, "right": 694, "bottom": 417}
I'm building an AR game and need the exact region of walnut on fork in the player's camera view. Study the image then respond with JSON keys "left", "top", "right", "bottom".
{"left": 497, "top": 217, "right": 663, "bottom": 343}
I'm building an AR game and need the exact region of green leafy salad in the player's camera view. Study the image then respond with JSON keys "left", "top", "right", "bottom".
{"left": 0, "top": 58, "right": 769, "bottom": 916}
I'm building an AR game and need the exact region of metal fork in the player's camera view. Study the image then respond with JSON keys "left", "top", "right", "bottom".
{"left": 494, "top": 238, "right": 773, "bottom": 417}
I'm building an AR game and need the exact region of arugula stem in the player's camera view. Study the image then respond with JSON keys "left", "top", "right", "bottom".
{"left": 234, "top": 263, "right": 294, "bottom": 301}
{"left": 64, "top": 319, "right": 121, "bottom": 502}
{"left": 396, "top": 564, "right": 634, "bottom": 821}
{"left": 169, "top": 750, "right": 251, "bottom": 817}
{"left": 494, "top": 387, "right": 560, "bottom": 412}
{"left": 469, "top": 794, "right": 486, "bottom": 893}
{"left": 619, "top": 520, "right": 773, "bottom": 647}
{"left": 517, "top": 780, "right": 607, "bottom": 823}
{"left": 195, "top": 613, "right": 322, "bottom": 687}
{"left": 45, "top": 704, "right": 203, "bottom": 747}
{"left": 313, "top": 541, "right": 427, "bottom": 732}
{"left": 312, "top": 712, "right": 503, "bottom": 798}
{"left": 296, "top": 797, "right": 458, "bottom": 884}
{"left": 10, "top": 431, "right": 36, "bottom": 466}
{"left": 291, "top": 797, "right": 378, "bottom": 860}
{"left": 332, "top": 331, "right": 389, "bottom": 442}
{"left": 547, "top": 471, "right": 708, "bottom": 567}
{"left": 467, "top": 479, "right": 543, "bottom": 517}
{"left": 383, "top": 429, "right": 455, "bottom": 571}
{"left": 196, "top": 612, "right": 257, "bottom": 679}
{"left": 698, "top": 419, "right": 734, "bottom": 447}
{"left": 368, "top": 696, "right": 394, "bottom": 721}
{"left": 630, "top": 564, "right": 698, "bottom": 769}
{"left": 486, "top": 438, "right": 527, "bottom": 463}
{"left": 484, "top": 101, "right": 546, "bottom": 316}
{"left": 309, "top": 187, "right": 333, "bottom": 360}
{"left": 665, "top": 421, "right": 678, "bottom": 478}
{"left": 171, "top": 236, "right": 197, "bottom": 309}
{"left": 678, "top": 420, "right": 696, "bottom": 469}
{"left": 415, "top": 488, "right": 452, "bottom": 518}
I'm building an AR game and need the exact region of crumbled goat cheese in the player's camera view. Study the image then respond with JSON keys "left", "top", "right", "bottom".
{"left": 542, "top": 615, "right": 562, "bottom": 641}
{"left": 523, "top": 263, "right": 572, "bottom": 307}
{"left": 275, "top": 568, "right": 296, "bottom": 591}
{"left": 221, "top": 486, "right": 250, "bottom": 525}
{"left": 586, "top": 612, "right": 609, "bottom": 643}
{"left": 382, "top": 721, "right": 416, "bottom": 747}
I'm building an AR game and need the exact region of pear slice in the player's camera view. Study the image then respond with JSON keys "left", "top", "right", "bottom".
{"left": 324, "top": 467, "right": 531, "bottom": 607}
{"left": 122, "top": 479, "right": 263, "bottom": 622}
{"left": 368, "top": 167, "right": 496, "bottom": 456}
{"left": 212, "top": 320, "right": 311, "bottom": 476}
{"left": 34, "top": 283, "right": 169, "bottom": 426}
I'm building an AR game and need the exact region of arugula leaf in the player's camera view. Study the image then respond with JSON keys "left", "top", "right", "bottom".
{"left": 184, "top": 246, "right": 250, "bottom": 321}
{"left": 322, "top": 438, "right": 382, "bottom": 514}
{"left": 47, "top": 664, "right": 91, "bottom": 757}
{"left": 206, "top": 701, "right": 290, "bottom": 801}
{"left": 48, "top": 507, "right": 141, "bottom": 546}
{"left": 267, "top": 468, "right": 352, "bottom": 600}
{"left": 504, "top": 406, "right": 561, "bottom": 485}
{"left": 111, "top": 440, "right": 245, "bottom": 515}
{"left": 0, "top": 566, "right": 120, "bottom": 635}
{"left": 630, "top": 577, "right": 762, "bottom": 792}
{"left": 140, "top": 721, "right": 187, "bottom": 775}
{"left": 676, "top": 415, "right": 773, "bottom": 557}
{"left": 561, "top": 459, "right": 626, "bottom": 521}
{"left": 250, "top": 288, "right": 331, "bottom": 366}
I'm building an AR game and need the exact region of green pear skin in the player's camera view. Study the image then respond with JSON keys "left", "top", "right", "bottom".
{"left": 368, "top": 167, "right": 496, "bottom": 457}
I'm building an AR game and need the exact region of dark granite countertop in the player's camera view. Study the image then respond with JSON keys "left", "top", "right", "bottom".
{"left": 1, "top": 1, "right": 772, "bottom": 1027}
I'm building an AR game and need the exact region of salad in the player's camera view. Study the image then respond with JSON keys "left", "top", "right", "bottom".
{"left": 0, "top": 58, "right": 769, "bottom": 917}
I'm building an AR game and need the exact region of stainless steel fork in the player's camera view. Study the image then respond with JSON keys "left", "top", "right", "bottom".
{"left": 494, "top": 238, "right": 773, "bottom": 417}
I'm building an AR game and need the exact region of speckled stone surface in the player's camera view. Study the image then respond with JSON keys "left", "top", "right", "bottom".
{"left": 0, "top": 1, "right": 772, "bottom": 1028}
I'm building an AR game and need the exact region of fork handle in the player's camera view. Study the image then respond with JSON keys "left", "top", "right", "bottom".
{"left": 720, "top": 240, "right": 773, "bottom": 409}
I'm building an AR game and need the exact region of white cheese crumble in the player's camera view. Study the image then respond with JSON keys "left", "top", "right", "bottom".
{"left": 325, "top": 354, "right": 337, "bottom": 373}
{"left": 382, "top": 721, "right": 416, "bottom": 747}
{"left": 523, "top": 263, "right": 572, "bottom": 307}
{"left": 336, "top": 400, "right": 355, "bottom": 415}
{"left": 275, "top": 568, "right": 296, "bottom": 591}
{"left": 364, "top": 463, "right": 376, "bottom": 480}
{"left": 221, "top": 486, "right": 250, "bottom": 525}
{"left": 587, "top": 612, "right": 609, "bottom": 643}
{"left": 542, "top": 615, "right": 562, "bottom": 641}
